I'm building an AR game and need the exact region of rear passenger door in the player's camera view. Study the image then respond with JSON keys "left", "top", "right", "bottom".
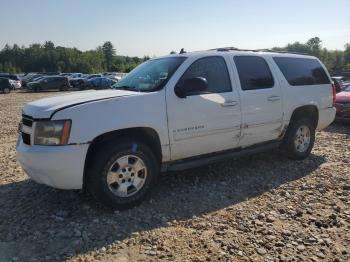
{"left": 232, "top": 55, "right": 284, "bottom": 147}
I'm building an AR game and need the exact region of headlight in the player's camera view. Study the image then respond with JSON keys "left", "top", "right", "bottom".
{"left": 34, "top": 120, "right": 71, "bottom": 145}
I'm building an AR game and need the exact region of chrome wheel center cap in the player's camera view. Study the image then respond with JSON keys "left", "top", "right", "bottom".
{"left": 107, "top": 155, "right": 147, "bottom": 198}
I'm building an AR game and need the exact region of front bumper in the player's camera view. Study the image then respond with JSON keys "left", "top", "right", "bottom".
{"left": 16, "top": 137, "right": 89, "bottom": 189}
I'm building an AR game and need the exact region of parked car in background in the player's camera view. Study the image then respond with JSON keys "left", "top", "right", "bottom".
{"left": 69, "top": 73, "right": 83, "bottom": 79}
{"left": 60, "top": 73, "right": 72, "bottom": 77}
{"left": 0, "top": 74, "right": 22, "bottom": 89}
{"left": 335, "top": 85, "right": 350, "bottom": 123}
{"left": 27, "top": 76, "right": 70, "bottom": 92}
{"left": 86, "top": 74, "right": 103, "bottom": 80}
{"left": 21, "top": 73, "right": 44, "bottom": 87}
{"left": 0, "top": 73, "right": 22, "bottom": 89}
{"left": 69, "top": 74, "right": 100, "bottom": 89}
{"left": 0, "top": 77, "right": 12, "bottom": 93}
{"left": 116, "top": 72, "right": 127, "bottom": 81}
{"left": 103, "top": 72, "right": 127, "bottom": 81}
{"left": 88, "top": 76, "right": 116, "bottom": 89}
{"left": 103, "top": 72, "right": 118, "bottom": 81}
{"left": 83, "top": 74, "right": 103, "bottom": 88}
{"left": 44, "top": 72, "right": 60, "bottom": 76}
{"left": 331, "top": 76, "right": 348, "bottom": 93}
{"left": 69, "top": 75, "right": 88, "bottom": 89}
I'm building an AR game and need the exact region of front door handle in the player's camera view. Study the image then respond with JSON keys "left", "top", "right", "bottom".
{"left": 221, "top": 100, "right": 238, "bottom": 107}
{"left": 267, "top": 96, "right": 281, "bottom": 102}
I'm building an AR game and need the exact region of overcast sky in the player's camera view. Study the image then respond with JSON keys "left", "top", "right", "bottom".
{"left": 1, "top": 0, "right": 349, "bottom": 57}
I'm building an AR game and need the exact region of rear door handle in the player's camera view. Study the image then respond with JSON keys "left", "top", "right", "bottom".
{"left": 267, "top": 96, "right": 281, "bottom": 102}
{"left": 221, "top": 101, "right": 238, "bottom": 107}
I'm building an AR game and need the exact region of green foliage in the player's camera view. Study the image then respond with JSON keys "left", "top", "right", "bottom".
{"left": 102, "top": 41, "right": 116, "bottom": 71}
{"left": 0, "top": 41, "right": 144, "bottom": 74}
{"left": 272, "top": 37, "right": 349, "bottom": 73}
{"left": 344, "top": 44, "right": 350, "bottom": 65}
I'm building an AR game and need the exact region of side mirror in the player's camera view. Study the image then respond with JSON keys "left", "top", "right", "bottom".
{"left": 175, "top": 77, "right": 208, "bottom": 98}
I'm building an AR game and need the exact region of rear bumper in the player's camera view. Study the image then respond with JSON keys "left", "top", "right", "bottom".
{"left": 317, "top": 107, "right": 336, "bottom": 131}
{"left": 16, "top": 137, "right": 88, "bottom": 189}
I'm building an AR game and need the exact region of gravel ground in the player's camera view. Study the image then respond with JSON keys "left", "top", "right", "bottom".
{"left": 0, "top": 91, "right": 349, "bottom": 262}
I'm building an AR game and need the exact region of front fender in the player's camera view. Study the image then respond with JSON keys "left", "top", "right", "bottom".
{"left": 52, "top": 91, "right": 170, "bottom": 160}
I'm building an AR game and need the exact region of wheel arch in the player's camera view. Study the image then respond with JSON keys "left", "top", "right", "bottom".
{"left": 289, "top": 105, "right": 319, "bottom": 128}
{"left": 83, "top": 127, "right": 162, "bottom": 188}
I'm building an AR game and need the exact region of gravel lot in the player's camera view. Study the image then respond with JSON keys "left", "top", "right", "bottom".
{"left": 0, "top": 91, "right": 349, "bottom": 262}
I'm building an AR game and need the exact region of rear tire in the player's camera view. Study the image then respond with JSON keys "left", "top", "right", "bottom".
{"left": 86, "top": 139, "right": 160, "bottom": 209}
{"left": 282, "top": 118, "right": 315, "bottom": 160}
{"left": 3, "top": 87, "right": 11, "bottom": 94}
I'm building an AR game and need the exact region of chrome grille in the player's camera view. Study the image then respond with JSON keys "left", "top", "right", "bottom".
{"left": 22, "top": 115, "right": 33, "bottom": 127}
{"left": 21, "top": 115, "right": 33, "bottom": 145}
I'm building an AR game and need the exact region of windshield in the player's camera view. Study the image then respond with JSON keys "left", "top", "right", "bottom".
{"left": 113, "top": 57, "right": 186, "bottom": 92}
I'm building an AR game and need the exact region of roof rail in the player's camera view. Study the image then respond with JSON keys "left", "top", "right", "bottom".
{"left": 255, "top": 49, "right": 311, "bottom": 56}
{"left": 210, "top": 47, "right": 254, "bottom": 52}
{"left": 211, "top": 47, "right": 310, "bottom": 56}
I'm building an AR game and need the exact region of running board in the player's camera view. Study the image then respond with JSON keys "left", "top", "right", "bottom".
{"left": 162, "top": 141, "right": 281, "bottom": 172}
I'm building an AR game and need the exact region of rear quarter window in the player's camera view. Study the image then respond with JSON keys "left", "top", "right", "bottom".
{"left": 273, "top": 57, "right": 330, "bottom": 86}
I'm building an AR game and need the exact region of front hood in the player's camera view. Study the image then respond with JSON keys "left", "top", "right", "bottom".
{"left": 23, "top": 89, "right": 139, "bottom": 119}
{"left": 336, "top": 91, "right": 350, "bottom": 103}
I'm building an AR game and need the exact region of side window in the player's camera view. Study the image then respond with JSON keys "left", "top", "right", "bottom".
{"left": 234, "top": 56, "right": 274, "bottom": 91}
{"left": 178, "top": 56, "right": 232, "bottom": 94}
{"left": 273, "top": 57, "right": 330, "bottom": 86}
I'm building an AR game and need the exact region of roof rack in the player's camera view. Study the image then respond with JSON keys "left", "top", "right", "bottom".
{"left": 209, "top": 47, "right": 255, "bottom": 52}
{"left": 211, "top": 47, "right": 310, "bottom": 56}
{"left": 255, "top": 49, "right": 311, "bottom": 56}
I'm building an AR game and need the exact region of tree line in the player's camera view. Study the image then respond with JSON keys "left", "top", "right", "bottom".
{"left": 271, "top": 37, "right": 350, "bottom": 73}
{"left": 0, "top": 37, "right": 349, "bottom": 74}
{"left": 0, "top": 41, "right": 149, "bottom": 74}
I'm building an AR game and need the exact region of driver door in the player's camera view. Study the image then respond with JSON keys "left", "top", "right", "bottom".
{"left": 166, "top": 56, "right": 241, "bottom": 160}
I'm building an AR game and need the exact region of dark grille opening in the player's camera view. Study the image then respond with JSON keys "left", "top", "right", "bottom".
{"left": 22, "top": 132, "right": 31, "bottom": 145}
{"left": 22, "top": 117, "right": 33, "bottom": 127}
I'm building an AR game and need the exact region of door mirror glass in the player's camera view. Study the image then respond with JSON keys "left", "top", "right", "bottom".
{"left": 175, "top": 77, "right": 208, "bottom": 98}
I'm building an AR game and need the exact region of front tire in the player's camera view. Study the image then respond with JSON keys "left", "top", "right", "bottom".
{"left": 3, "top": 87, "right": 11, "bottom": 94}
{"left": 282, "top": 118, "right": 315, "bottom": 160}
{"left": 86, "top": 140, "right": 160, "bottom": 209}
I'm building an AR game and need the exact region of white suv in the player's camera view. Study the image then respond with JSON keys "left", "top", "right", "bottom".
{"left": 17, "top": 49, "right": 336, "bottom": 209}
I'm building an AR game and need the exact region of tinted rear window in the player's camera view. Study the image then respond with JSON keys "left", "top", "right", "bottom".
{"left": 273, "top": 57, "right": 330, "bottom": 86}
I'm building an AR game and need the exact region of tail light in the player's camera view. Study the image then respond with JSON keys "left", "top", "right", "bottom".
{"left": 332, "top": 83, "right": 336, "bottom": 106}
